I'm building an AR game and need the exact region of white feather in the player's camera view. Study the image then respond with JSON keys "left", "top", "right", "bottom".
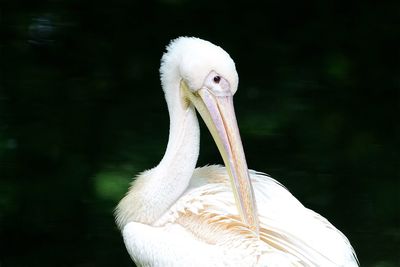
{"left": 115, "top": 37, "right": 358, "bottom": 267}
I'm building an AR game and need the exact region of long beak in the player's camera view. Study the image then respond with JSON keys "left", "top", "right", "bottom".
{"left": 182, "top": 81, "right": 259, "bottom": 235}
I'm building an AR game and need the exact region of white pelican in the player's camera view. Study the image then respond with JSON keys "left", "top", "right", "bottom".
{"left": 115, "top": 37, "right": 358, "bottom": 266}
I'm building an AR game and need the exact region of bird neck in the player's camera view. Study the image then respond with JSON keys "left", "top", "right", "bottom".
{"left": 155, "top": 101, "right": 200, "bottom": 194}
{"left": 116, "top": 83, "right": 200, "bottom": 227}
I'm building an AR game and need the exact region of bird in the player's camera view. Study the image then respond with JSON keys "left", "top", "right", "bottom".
{"left": 115, "top": 37, "right": 358, "bottom": 267}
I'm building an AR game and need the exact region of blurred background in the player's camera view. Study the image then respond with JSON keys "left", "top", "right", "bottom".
{"left": 1, "top": 0, "right": 399, "bottom": 266}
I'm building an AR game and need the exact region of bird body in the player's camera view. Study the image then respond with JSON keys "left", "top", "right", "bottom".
{"left": 116, "top": 37, "right": 358, "bottom": 266}
{"left": 120, "top": 166, "right": 357, "bottom": 266}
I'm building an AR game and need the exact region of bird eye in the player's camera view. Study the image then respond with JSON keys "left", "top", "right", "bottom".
{"left": 213, "top": 76, "right": 221, "bottom": 83}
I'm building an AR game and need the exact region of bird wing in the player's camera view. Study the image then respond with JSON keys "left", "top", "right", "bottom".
{"left": 122, "top": 165, "right": 357, "bottom": 266}
{"left": 151, "top": 165, "right": 358, "bottom": 267}
{"left": 250, "top": 170, "right": 358, "bottom": 266}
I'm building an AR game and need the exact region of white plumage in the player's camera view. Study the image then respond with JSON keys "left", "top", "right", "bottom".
{"left": 115, "top": 37, "right": 358, "bottom": 266}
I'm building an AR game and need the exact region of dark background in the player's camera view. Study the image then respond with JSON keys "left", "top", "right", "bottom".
{"left": 1, "top": 1, "right": 399, "bottom": 266}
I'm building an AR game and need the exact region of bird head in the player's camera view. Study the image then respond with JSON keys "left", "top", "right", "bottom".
{"left": 159, "top": 37, "right": 259, "bottom": 234}
{"left": 160, "top": 37, "right": 238, "bottom": 96}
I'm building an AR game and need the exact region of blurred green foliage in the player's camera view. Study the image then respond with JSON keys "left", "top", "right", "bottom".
{"left": 1, "top": 0, "right": 399, "bottom": 266}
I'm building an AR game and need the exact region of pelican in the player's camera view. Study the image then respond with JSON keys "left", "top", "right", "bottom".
{"left": 115, "top": 37, "right": 358, "bottom": 266}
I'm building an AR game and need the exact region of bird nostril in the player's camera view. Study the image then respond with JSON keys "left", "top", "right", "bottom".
{"left": 213, "top": 76, "right": 221, "bottom": 83}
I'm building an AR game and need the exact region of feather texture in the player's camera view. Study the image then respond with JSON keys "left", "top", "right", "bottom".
{"left": 122, "top": 165, "right": 358, "bottom": 267}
